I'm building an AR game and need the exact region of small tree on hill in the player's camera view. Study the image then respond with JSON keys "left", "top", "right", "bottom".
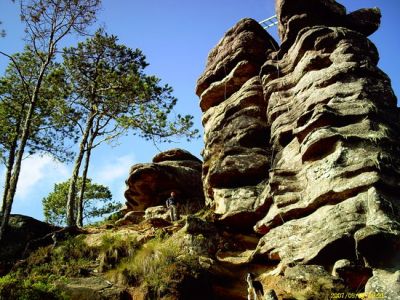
{"left": 43, "top": 177, "right": 120, "bottom": 226}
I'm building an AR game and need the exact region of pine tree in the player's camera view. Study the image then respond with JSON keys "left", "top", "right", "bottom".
{"left": 62, "top": 30, "right": 199, "bottom": 226}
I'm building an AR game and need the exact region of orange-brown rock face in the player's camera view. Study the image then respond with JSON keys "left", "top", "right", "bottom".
{"left": 196, "top": 0, "right": 400, "bottom": 288}
{"left": 124, "top": 149, "right": 203, "bottom": 211}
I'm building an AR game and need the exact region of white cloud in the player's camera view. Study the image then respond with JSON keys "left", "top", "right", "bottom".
{"left": 15, "top": 154, "right": 69, "bottom": 199}
{"left": 93, "top": 155, "right": 135, "bottom": 184}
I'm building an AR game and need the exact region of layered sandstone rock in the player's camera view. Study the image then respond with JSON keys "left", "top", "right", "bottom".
{"left": 196, "top": 19, "right": 278, "bottom": 228}
{"left": 253, "top": 0, "right": 400, "bottom": 271}
{"left": 197, "top": 0, "right": 400, "bottom": 291}
{"left": 124, "top": 148, "right": 204, "bottom": 211}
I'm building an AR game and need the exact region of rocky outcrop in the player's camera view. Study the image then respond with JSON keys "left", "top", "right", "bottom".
{"left": 55, "top": 277, "right": 130, "bottom": 300}
{"left": 196, "top": 0, "right": 400, "bottom": 295}
{"left": 253, "top": 0, "right": 400, "bottom": 271}
{"left": 197, "top": 19, "right": 278, "bottom": 229}
{"left": 0, "top": 214, "right": 57, "bottom": 270}
{"left": 124, "top": 148, "right": 204, "bottom": 211}
{"left": 261, "top": 265, "right": 348, "bottom": 299}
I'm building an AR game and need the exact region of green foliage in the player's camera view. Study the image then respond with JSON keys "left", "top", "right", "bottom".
{"left": 62, "top": 29, "right": 199, "bottom": 146}
{"left": 0, "top": 48, "right": 78, "bottom": 165}
{"left": 2, "top": 236, "right": 96, "bottom": 300}
{"left": 62, "top": 29, "right": 198, "bottom": 226}
{"left": 11, "top": 232, "right": 140, "bottom": 284}
{"left": 98, "top": 233, "right": 140, "bottom": 272}
{"left": 0, "top": 21, "right": 5, "bottom": 38}
{"left": 22, "top": 236, "right": 96, "bottom": 279}
{"left": 19, "top": 0, "right": 100, "bottom": 53}
{"left": 5, "top": 228, "right": 202, "bottom": 299}
{"left": 0, "top": 274, "right": 66, "bottom": 300}
{"left": 43, "top": 177, "right": 121, "bottom": 226}
{"left": 117, "top": 233, "right": 200, "bottom": 296}
{"left": 0, "top": 0, "right": 101, "bottom": 242}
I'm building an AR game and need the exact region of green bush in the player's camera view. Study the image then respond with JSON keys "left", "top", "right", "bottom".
{"left": 117, "top": 234, "right": 199, "bottom": 296}
{"left": 0, "top": 274, "right": 66, "bottom": 300}
{"left": 98, "top": 233, "right": 140, "bottom": 271}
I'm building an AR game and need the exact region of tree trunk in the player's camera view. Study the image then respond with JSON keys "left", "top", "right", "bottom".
{"left": 1, "top": 145, "right": 16, "bottom": 214}
{"left": 76, "top": 133, "right": 95, "bottom": 227}
{"left": 1, "top": 112, "right": 23, "bottom": 214}
{"left": 0, "top": 93, "right": 41, "bottom": 241}
{"left": 0, "top": 57, "right": 51, "bottom": 242}
{"left": 66, "top": 112, "right": 95, "bottom": 226}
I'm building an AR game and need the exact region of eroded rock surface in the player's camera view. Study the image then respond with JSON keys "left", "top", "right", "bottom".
{"left": 124, "top": 148, "right": 204, "bottom": 211}
{"left": 196, "top": 0, "right": 400, "bottom": 291}
{"left": 196, "top": 18, "right": 278, "bottom": 229}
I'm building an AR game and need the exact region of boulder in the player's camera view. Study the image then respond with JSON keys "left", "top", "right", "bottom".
{"left": 364, "top": 269, "right": 400, "bottom": 300}
{"left": 280, "top": 265, "right": 347, "bottom": 299}
{"left": 0, "top": 214, "right": 57, "bottom": 266}
{"left": 124, "top": 148, "right": 204, "bottom": 211}
{"left": 345, "top": 8, "right": 381, "bottom": 37}
{"left": 253, "top": 12, "right": 400, "bottom": 267}
{"left": 275, "top": 0, "right": 346, "bottom": 44}
{"left": 115, "top": 211, "right": 145, "bottom": 226}
{"left": 55, "top": 277, "right": 130, "bottom": 300}
{"left": 144, "top": 205, "right": 169, "bottom": 221}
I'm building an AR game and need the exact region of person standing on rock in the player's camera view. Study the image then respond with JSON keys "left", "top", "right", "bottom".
{"left": 166, "top": 191, "right": 179, "bottom": 222}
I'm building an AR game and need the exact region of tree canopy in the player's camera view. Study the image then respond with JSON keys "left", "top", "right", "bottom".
{"left": 0, "top": 48, "right": 77, "bottom": 166}
{"left": 62, "top": 29, "right": 199, "bottom": 226}
{"left": 0, "top": 0, "right": 101, "bottom": 242}
{"left": 43, "top": 177, "right": 120, "bottom": 226}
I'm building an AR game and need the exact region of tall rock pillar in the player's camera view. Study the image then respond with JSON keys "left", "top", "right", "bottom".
{"left": 196, "top": 19, "right": 278, "bottom": 228}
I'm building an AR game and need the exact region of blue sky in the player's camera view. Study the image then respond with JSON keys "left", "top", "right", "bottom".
{"left": 1, "top": 0, "right": 399, "bottom": 221}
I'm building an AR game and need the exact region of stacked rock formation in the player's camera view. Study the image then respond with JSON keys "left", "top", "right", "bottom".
{"left": 196, "top": 19, "right": 278, "bottom": 228}
{"left": 197, "top": 0, "right": 400, "bottom": 294}
{"left": 124, "top": 148, "right": 204, "bottom": 211}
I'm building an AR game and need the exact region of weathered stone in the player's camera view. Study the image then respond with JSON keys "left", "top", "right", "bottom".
{"left": 183, "top": 215, "right": 217, "bottom": 235}
{"left": 199, "top": 60, "right": 258, "bottom": 112}
{"left": 345, "top": 8, "right": 381, "bottom": 37}
{"left": 275, "top": 0, "right": 346, "bottom": 44}
{"left": 196, "top": 18, "right": 278, "bottom": 96}
{"left": 115, "top": 211, "right": 145, "bottom": 226}
{"left": 332, "top": 259, "right": 372, "bottom": 290}
{"left": 251, "top": 0, "right": 400, "bottom": 271}
{"left": 254, "top": 192, "right": 367, "bottom": 265}
{"left": 258, "top": 265, "right": 349, "bottom": 299}
{"left": 197, "top": 0, "right": 400, "bottom": 284}
{"left": 55, "top": 277, "right": 129, "bottom": 300}
{"left": 364, "top": 269, "right": 400, "bottom": 300}
{"left": 144, "top": 205, "right": 169, "bottom": 221}
{"left": 280, "top": 265, "right": 347, "bottom": 299}
{"left": 200, "top": 74, "right": 271, "bottom": 228}
{"left": 152, "top": 148, "right": 201, "bottom": 165}
{"left": 147, "top": 217, "right": 171, "bottom": 228}
{"left": 124, "top": 148, "right": 204, "bottom": 211}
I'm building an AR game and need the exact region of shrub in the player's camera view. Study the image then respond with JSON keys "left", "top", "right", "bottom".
{"left": 98, "top": 233, "right": 139, "bottom": 271}
{"left": 0, "top": 274, "right": 66, "bottom": 300}
{"left": 117, "top": 233, "right": 200, "bottom": 296}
